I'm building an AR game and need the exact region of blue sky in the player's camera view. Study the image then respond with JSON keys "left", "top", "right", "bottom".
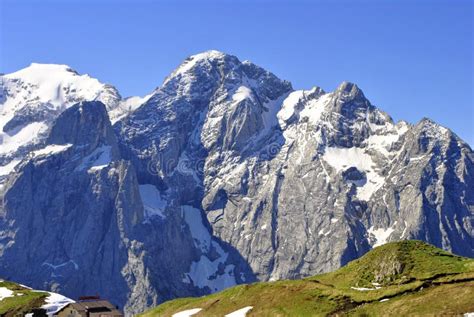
{"left": 1, "top": 0, "right": 473, "bottom": 145}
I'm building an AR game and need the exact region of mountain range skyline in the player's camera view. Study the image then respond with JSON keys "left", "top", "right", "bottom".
{"left": 1, "top": 0, "right": 472, "bottom": 146}
{"left": 3, "top": 56, "right": 473, "bottom": 149}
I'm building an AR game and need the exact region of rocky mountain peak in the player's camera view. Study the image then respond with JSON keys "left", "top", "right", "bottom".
{"left": 162, "top": 50, "right": 238, "bottom": 86}
{"left": 335, "top": 81, "right": 365, "bottom": 99}
{"left": 161, "top": 51, "right": 292, "bottom": 99}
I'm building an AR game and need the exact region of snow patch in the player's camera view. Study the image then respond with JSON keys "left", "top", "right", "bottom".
{"left": 187, "top": 250, "right": 236, "bottom": 292}
{"left": 323, "top": 147, "right": 372, "bottom": 172}
{"left": 351, "top": 286, "right": 381, "bottom": 291}
{"left": 299, "top": 93, "right": 331, "bottom": 125}
{"left": 225, "top": 306, "right": 253, "bottom": 317}
{"left": 41, "top": 292, "right": 74, "bottom": 316}
{"left": 261, "top": 93, "right": 290, "bottom": 131}
{"left": 410, "top": 155, "right": 426, "bottom": 162}
{"left": 76, "top": 145, "right": 112, "bottom": 172}
{"left": 277, "top": 90, "right": 305, "bottom": 127}
{"left": 4, "top": 63, "right": 104, "bottom": 107}
{"left": 32, "top": 144, "right": 72, "bottom": 157}
{"left": 318, "top": 229, "right": 331, "bottom": 236}
{"left": 357, "top": 172, "right": 385, "bottom": 201}
{"left": 182, "top": 205, "right": 236, "bottom": 292}
{"left": 0, "top": 287, "right": 14, "bottom": 300}
{"left": 322, "top": 147, "right": 385, "bottom": 200}
{"left": 366, "top": 132, "right": 402, "bottom": 157}
{"left": 139, "top": 184, "right": 166, "bottom": 219}
{"left": 368, "top": 222, "right": 397, "bottom": 247}
{"left": 172, "top": 308, "right": 202, "bottom": 317}
{"left": 232, "top": 86, "right": 254, "bottom": 103}
{"left": 0, "top": 159, "right": 20, "bottom": 176}
{"left": 0, "top": 122, "right": 49, "bottom": 155}
{"left": 0, "top": 63, "right": 122, "bottom": 168}
{"left": 277, "top": 89, "right": 330, "bottom": 129}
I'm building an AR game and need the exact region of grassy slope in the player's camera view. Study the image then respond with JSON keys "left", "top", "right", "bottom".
{"left": 0, "top": 280, "right": 49, "bottom": 316}
{"left": 141, "top": 241, "right": 474, "bottom": 317}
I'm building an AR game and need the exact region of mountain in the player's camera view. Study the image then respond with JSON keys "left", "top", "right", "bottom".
{"left": 0, "top": 51, "right": 472, "bottom": 315}
{"left": 140, "top": 241, "right": 474, "bottom": 316}
{"left": 116, "top": 50, "right": 473, "bottom": 278}
{"left": 0, "top": 63, "right": 148, "bottom": 187}
{"left": 0, "top": 100, "right": 248, "bottom": 315}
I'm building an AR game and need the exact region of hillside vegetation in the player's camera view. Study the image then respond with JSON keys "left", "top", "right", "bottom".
{"left": 0, "top": 280, "right": 49, "bottom": 316}
{"left": 141, "top": 241, "right": 474, "bottom": 316}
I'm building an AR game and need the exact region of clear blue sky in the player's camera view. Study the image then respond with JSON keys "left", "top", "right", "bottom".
{"left": 1, "top": 0, "right": 473, "bottom": 145}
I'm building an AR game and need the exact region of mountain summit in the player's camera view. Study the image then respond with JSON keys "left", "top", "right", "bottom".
{"left": 0, "top": 51, "right": 472, "bottom": 315}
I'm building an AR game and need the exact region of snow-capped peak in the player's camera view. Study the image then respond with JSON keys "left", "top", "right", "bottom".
{"left": 3, "top": 63, "right": 110, "bottom": 108}
{"left": 175, "top": 50, "right": 228, "bottom": 74}
{"left": 163, "top": 50, "right": 238, "bottom": 85}
{"left": 0, "top": 63, "right": 123, "bottom": 181}
{"left": 5, "top": 62, "right": 77, "bottom": 79}
{"left": 189, "top": 49, "right": 227, "bottom": 61}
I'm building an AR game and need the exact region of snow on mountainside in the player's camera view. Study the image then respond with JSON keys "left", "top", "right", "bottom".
{"left": 117, "top": 50, "right": 473, "bottom": 281}
{"left": 0, "top": 63, "right": 148, "bottom": 185}
{"left": 3, "top": 63, "right": 110, "bottom": 107}
{"left": 0, "top": 278, "right": 74, "bottom": 316}
{"left": 0, "top": 51, "right": 472, "bottom": 315}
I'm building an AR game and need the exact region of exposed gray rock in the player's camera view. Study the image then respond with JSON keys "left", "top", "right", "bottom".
{"left": 0, "top": 100, "right": 250, "bottom": 315}
{"left": 0, "top": 51, "right": 472, "bottom": 315}
{"left": 117, "top": 51, "right": 473, "bottom": 285}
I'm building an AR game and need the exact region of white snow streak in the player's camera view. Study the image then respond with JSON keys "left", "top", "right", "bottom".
{"left": 368, "top": 222, "right": 397, "bottom": 247}
{"left": 41, "top": 292, "right": 75, "bottom": 316}
{"left": 76, "top": 145, "right": 112, "bottom": 172}
{"left": 32, "top": 144, "right": 72, "bottom": 157}
{"left": 351, "top": 286, "right": 381, "bottom": 291}
{"left": 225, "top": 306, "right": 253, "bottom": 317}
{"left": 172, "top": 308, "right": 202, "bottom": 317}
{"left": 0, "top": 287, "right": 14, "bottom": 300}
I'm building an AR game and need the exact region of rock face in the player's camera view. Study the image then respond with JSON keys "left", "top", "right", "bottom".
{"left": 0, "top": 101, "right": 247, "bottom": 315}
{"left": 0, "top": 51, "right": 473, "bottom": 314}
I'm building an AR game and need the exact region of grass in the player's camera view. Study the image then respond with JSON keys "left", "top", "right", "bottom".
{"left": 0, "top": 280, "right": 48, "bottom": 316}
{"left": 140, "top": 240, "right": 474, "bottom": 317}
{"left": 349, "top": 281, "right": 474, "bottom": 316}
